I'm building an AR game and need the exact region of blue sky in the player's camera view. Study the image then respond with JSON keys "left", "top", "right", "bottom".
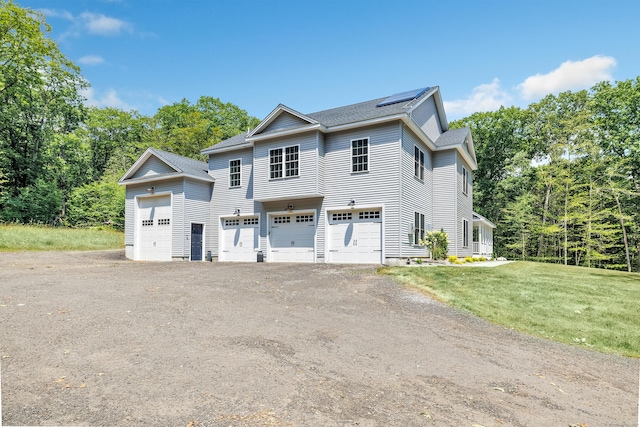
{"left": 20, "top": 0, "right": 640, "bottom": 121}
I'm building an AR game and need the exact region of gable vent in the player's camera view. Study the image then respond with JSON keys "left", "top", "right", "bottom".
{"left": 376, "top": 87, "right": 429, "bottom": 107}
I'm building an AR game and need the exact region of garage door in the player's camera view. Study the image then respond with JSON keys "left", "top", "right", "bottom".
{"left": 136, "top": 195, "right": 172, "bottom": 261}
{"left": 220, "top": 217, "right": 259, "bottom": 262}
{"left": 269, "top": 213, "right": 315, "bottom": 262}
{"left": 327, "top": 209, "right": 382, "bottom": 264}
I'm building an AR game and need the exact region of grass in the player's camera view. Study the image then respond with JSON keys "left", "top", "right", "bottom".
{"left": 381, "top": 262, "right": 640, "bottom": 358}
{"left": 0, "top": 224, "right": 124, "bottom": 252}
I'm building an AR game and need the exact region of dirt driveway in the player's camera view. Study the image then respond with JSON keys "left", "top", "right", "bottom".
{"left": 0, "top": 251, "right": 637, "bottom": 426}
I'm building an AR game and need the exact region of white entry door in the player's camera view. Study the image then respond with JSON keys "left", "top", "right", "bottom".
{"left": 220, "top": 217, "right": 259, "bottom": 262}
{"left": 327, "top": 209, "right": 382, "bottom": 264}
{"left": 136, "top": 195, "right": 172, "bottom": 261}
{"left": 269, "top": 213, "right": 315, "bottom": 262}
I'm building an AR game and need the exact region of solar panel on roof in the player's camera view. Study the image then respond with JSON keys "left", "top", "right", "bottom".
{"left": 376, "top": 87, "right": 429, "bottom": 107}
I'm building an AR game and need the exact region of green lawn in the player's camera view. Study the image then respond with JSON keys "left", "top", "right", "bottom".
{"left": 381, "top": 262, "right": 640, "bottom": 358}
{"left": 0, "top": 224, "right": 124, "bottom": 252}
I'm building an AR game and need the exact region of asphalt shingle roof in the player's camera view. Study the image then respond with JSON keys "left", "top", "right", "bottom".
{"left": 434, "top": 127, "right": 469, "bottom": 148}
{"left": 148, "top": 148, "right": 210, "bottom": 178}
{"left": 203, "top": 86, "right": 440, "bottom": 153}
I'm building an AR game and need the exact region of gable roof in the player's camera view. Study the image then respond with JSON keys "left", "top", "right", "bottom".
{"left": 473, "top": 212, "right": 496, "bottom": 228}
{"left": 119, "top": 148, "right": 214, "bottom": 185}
{"left": 202, "top": 86, "right": 449, "bottom": 154}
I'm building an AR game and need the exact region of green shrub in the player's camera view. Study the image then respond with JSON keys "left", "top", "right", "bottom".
{"left": 420, "top": 229, "right": 449, "bottom": 260}
{"left": 415, "top": 258, "right": 423, "bottom": 264}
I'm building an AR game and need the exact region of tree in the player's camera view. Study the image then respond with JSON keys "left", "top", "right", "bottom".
{"left": 0, "top": 0, "right": 86, "bottom": 221}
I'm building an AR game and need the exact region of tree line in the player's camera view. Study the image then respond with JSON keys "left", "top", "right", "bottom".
{"left": 0, "top": 0, "right": 259, "bottom": 228}
{"left": 451, "top": 79, "right": 640, "bottom": 272}
{"left": 2, "top": 1, "right": 639, "bottom": 272}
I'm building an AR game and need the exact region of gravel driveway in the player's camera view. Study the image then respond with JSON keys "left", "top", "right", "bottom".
{"left": 0, "top": 250, "right": 637, "bottom": 426}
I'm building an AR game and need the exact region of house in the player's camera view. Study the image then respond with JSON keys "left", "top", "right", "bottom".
{"left": 119, "top": 86, "right": 493, "bottom": 264}
{"left": 473, "top": 212, "right": 496, "bottom": 259}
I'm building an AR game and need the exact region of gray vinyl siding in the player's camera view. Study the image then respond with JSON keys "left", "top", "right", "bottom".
{"left": 183, "top": 178, "right": 213, "bottom": 258}
{"left": 124, "top": 178, "right": 185, "bottom": 258}
{"left": 400, "top": 125, "right": 433, "bottom": 257}
{"left": 323, "top": 122, "right": 401, "bottom": 258}
{"left": 411, "top": 96, "right": 443, "bottom": 143}
{"left": 261, "top": 112, "right": 309, "bottom": 134}
{"left": 432, "top": 150, "right": 457, "bottom": 255}
{"left": 253, "top": 131, "right": 320, "bottom": 201}
{"left": 208, "top": 148, "right": 255, "bottom": 257}
{"left": 456, "top": 152, "right": 474, "bottom": 257}
{"left": 317, "top": 132, "right": 325, "bottom": 195}
{"left": 132, "top": 156, "right": 176, "bottom": 178}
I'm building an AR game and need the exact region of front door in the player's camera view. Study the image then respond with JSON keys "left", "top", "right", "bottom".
{"left": 190, "top": 223, "right": 203, "bottom": 261}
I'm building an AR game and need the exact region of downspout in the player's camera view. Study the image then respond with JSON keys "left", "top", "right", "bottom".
{"left": 398, "top": 121, "right": 403, "bottom": 260}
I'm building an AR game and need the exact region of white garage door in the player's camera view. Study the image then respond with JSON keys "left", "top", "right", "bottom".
{"left": 328, "top": 209, "right": 382, "bottom": 264}
{"left": 136, "top": 195, "right": 172, "bottom": 261}
{"left": 269, "top": 213, "right": 315, "bottom": 262}
{"left": 220, "top": 217, "right": 259, "bottom": 262}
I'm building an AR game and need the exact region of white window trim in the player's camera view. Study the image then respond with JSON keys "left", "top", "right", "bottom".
{"left": 462, "top": 166, "right": 469, "bottom": 196}
{"left": 229, "top": 158, "right": 241, "bottom": 188}
{"left": 414, "top": 211, "right": 425, "bottom": 246}
{"left": 414, "top": 145, "right": 425, "bottom": 181}
{"left": 462, "top": 218, "right": 469, "bottom": 248}
{"left": 269, "top": 144, "right": 300, "bottom": 180}
{"left": 350, "top": 137, "right": 370, "bottom": 174}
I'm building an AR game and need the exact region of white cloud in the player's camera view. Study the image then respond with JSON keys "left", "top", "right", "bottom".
{"left": 443, "top": 79, "right": 512, "bottom": 116}
{"left": 77, "top": 55, "right": 105, "bottom": 66}
{"left": 81, "top": 87, "right": 132, "bottom": 110}
{"left": 39, "top": 8, "right": 74, "bottom": 20}
{"left": 518, "top": 55, "right": 616, "bottom": 99}
{"left": 79, "top": 12, "right": 131, "bottom": 35}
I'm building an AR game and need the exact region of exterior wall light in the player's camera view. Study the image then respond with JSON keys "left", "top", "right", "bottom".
{"left": 146, "top": 186, "right": 155, "bottom": 193}
{"left": 234, "top": 208, "right": 240, "bottom": 216}
{"left": 347, "top": 199, "right": 356, "bottom": 208}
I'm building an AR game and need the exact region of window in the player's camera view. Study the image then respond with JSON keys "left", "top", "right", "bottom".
{"left": 463, "top": 219, "right": 469, "bottom": 248}
{"left": 462, "top": 167, "right": 469, "bottom": 196}
{"left": 414, "top": 212, "right": 425, "bottom": 245}
{"left": 243, "top": 217, "right": 258, "bottom": 225}
{"left": 414, "top": 146, "right": 424, "bottom": 180}
{"left": 270, "top": 148, "right": 283, "bottom": 179}
{"left": 332, "top": 212, "right": 352, "bottom": 221}
{"left": 224, "top": 219, "right": 239, "bottom": 226}
{"left": 359, "top": 211, "right": 380, "bottom": 219}
{"left": 273, "top": 216, "right": 291, "bottom": 224}
{"left": 142, "top": 220, "right": 153, "bottom": 227}
{"left": 157, "top": 218, "right": 170, "bottom": 226}
{"left": 285, "top": 146, "right": 299, "bottom": 177}
{"left": 296, "top": 214, "right": 314, "bottom": 223}
{"left": 229, "top": 159, "right": 241, "bottom": 187}
{"left": 351, "top": 138, "right": 369, "bottom": 172}
{"left": 270, "top": 146, "right": 299, "bottom": 179}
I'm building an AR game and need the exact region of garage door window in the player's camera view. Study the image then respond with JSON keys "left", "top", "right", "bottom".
{"left": 244, "top": 217, "right": 258, "bottom": 225}
{"left": 359, "top": 211, "right": 380, "bottom": 219}
{"left": 273, "top": 216, "right": 291, "bottom": 224}
{"left": 332, "top": 212, "right": 352, "bottom": 221}
{"left": 158, "top": 218, "right": 170, "bottom": 225}
{"left": 142, "top": 220, "right": 153, "bottom": 227}
{"left": 225, "top": 219, "right": 239, "bottom": 226}
{"left": 296, "top": 214, "right": 314, "bottom": 223}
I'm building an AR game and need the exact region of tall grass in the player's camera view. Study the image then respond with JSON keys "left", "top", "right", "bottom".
{"left": 382, "top": 262, "right": 640, "bottom": 358}
{"left": 0, "top": 224, "right": 123, "bottom": 252}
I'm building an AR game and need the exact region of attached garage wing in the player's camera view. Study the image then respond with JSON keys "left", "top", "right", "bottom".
{"left": 328, "top": 209, "right": 382, "bottom": 264}
{"left": 136, "top": 195, "right": 172, "bottom": 261}
{"left": 219, "top": 217, "right": 259, "bottom": 262}
{"left": 269, "top": 213, "right": 315, "bottom": 263}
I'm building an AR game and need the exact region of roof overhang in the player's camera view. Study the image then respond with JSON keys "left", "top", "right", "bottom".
{"left": 255, "top": 193, "right": 324, "bottom": 203}
{"left": 202, "top": 142, "right": 253, "bottom": 155}
{"left": 473, "top": 212, "right": 496, "bottom": 228}
{"left": 248, "top": 104, "right": 319, "bottom": 137}
{"left": 246, "top": 123, "right": 325, "bottom": 142}
{"left": 119, "top": 172, "right": 214, "bottom": 186}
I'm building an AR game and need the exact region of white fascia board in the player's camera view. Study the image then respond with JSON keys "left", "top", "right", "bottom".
{"left": 255, "top": 193, "right": 324, "bottom": 203}
{"left": 248, "top": 104, "right": 319, "bottom": 137}
{"left": 202, "top": 142, "right": 253, "bottom": 155}
{"left": 406, "top": 86, "right": 439, "bottom": 113}
{"left": 402, "top": 116, "right": 437, "bottom": 151}
{"left": 324, "top": 113, "right": 407, "bottom": 134}
{"left": 473, "top": 212, "right": 496, "bottom": 228}
{"left": 118, "top": 172, "right": 214, "bottom": 186}
{"left": 246, "top": 123, "right": 325, "bottom": 142}
{"left": 119, "top": 148, "right": 155, "bottom": 181}
{"left": 432, "top": 89, "right": 449, "bottom": 132}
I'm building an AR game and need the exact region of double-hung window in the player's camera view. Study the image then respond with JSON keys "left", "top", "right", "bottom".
{"left": 462, "top": 166, "right": 469, "bottom": 196}
{"left": 462, "top": 218, "right": 469, "bottom": 248}
{"left": 414, "top": 146, "right": 424, "bottom": 180}
{"left": 351, "top": 138, "right": 369, "bottom": 172}
{"left": 414, "top": 212, "right": 425, "bottom": 245}
{"left": 270, "top": 146, "right": 299, "bottom": 179}
{"left": 285, "top": 146, "right": 299, "bottom": 177}
{"left": 229, "top": 159, "right": 241, "bottom": 188}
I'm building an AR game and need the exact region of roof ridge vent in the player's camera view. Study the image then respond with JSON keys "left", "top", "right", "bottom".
{"left": 376, "top": 87, "right": 429, "bottom": 107}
